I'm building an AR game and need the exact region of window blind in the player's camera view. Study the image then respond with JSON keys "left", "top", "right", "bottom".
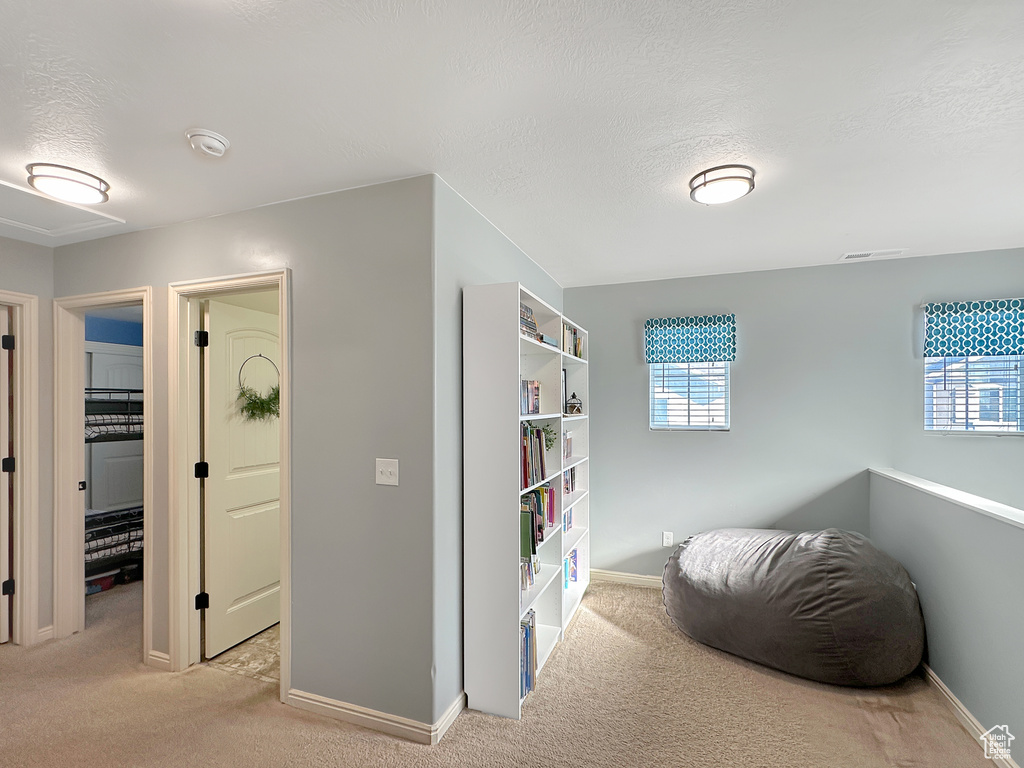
{"left": 650, "top": 361, "right": 729, "bottom": 430}
{"left": 924, "top": 298, "right": 1024, "bottom": 357}
{"left": 644, "top": 314, "right": 736, "bottom": 364}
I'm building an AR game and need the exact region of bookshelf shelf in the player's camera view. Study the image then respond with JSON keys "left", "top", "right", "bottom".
{"left": 563, "top": 489, "right": 589, "bottom": 512}
{"left": 563, "top": 455, "right": 589, "bottom": 472}
{"left": 520, "top": 565, "right": 560, "bottom": 618}
{"left": 563, "top": 524, "right": 589, "bottom": 554}
{"left": 520, "top": 412, "right": 561, "bottom": 422}
{"left": 464, "top": 282, "right": 591, "bottom": 720}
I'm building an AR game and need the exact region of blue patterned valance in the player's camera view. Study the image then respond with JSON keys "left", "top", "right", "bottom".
{"left": 644, "top": 314, "right": 736, "bottom": 364}
{"left": 924, "top": 299, "right": 1024, "bottom": 357}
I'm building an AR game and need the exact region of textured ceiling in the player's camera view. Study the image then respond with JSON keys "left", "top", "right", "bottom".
{"left": 1, "top": 0, "right": 1023, "bottom": 285}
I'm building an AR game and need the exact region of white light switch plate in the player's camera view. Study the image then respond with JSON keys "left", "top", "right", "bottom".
{"left": 376, "top": 458, "right": 399, "bottom": 486}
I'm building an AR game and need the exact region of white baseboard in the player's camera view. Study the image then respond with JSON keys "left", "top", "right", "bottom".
{"left": 286, "top": 689, "right": 465, "bottom": 745}
{"left": 146, "top": 649, "right": 172, "bottom": 671}
{"left": 36, "top": 624, "right": 54, "bottom": 643}
{"left": 924, "top": 664, "right": 1020, "bottom": 768}
{"left": 590, "top": 568, "right": 662, "bottom": 589}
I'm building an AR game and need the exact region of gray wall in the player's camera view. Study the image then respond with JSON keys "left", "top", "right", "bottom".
{"left": 0, "top": 236, "right": 55, "bottom": 630}
{"left": 431, "top": 177, "right": 561, "bottom": 720}
{"left": 870, "top": 472, "right": 1023, "bottom": 740}
{"left": 564, "top": 248, "right": 1024, "bottom": 576}
{"left": 54, "top": 176, "right": 439, "bottom": 723}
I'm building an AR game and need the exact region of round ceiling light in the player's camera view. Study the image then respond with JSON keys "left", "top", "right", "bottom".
{"left": 26, "top": 163, "right": 110, "bottom": 204}
{"left": 689, "top": 164, "right": 755, "bottom": 205}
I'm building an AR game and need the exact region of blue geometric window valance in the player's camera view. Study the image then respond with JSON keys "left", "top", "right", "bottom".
{"left": 924, "top": 299, "right": 1024, "bottom": 357}
{"left": 644, "top": 314, "right": 736, "bottom": 364}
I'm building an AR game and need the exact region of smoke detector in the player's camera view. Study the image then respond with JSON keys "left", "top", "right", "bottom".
{"left": 186, "top": 129, "right": 230, "bottom": 158}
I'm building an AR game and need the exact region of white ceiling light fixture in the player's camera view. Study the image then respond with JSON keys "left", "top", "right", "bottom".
{"left": 689, "top": 164, "right": 755, "bottom": 205}
{"left": 186, "top": 129, "right": 230, "bottom": 158}
{"left": 26, "top": 163, "right": 110, "bottom": 204}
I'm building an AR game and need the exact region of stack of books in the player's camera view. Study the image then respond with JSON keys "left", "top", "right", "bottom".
{"left": 520, "top": 504, "right": 541, "bottom": 594}
{"left": 562, "top": 429, "right": 573, "bottom": 460}
{"left": 521, "top": 423, "right": 548, "bottom": 488}
{"left": 563, "top": 549, "right": 579, "bottom": 589}
{"left": 522, "top": 485, "right": 556, "bottom": 533}
{"left": 520, "top": 302, "right": 539, "bottom": 339}
{"left": 562, "top": 466, "right": 577, "bottom": 495}
{"left": 563, "top": 324, "right": 584, "bottom": 358}
{"left": 520, "top": 380, "right": 541, "bottom": 415}
{"left": 563, "top": 505, "right": 573, "bottom": 533}
{"left": 520, "top": 609, "right": 537, "bottom": 699}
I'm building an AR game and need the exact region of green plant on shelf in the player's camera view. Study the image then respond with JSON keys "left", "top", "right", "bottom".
{"left": 525, "top": 420, "right": 558, "bottom": 451}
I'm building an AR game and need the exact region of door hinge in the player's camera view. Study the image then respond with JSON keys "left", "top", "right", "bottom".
{"left": 195, "top": 592, "right": 209, "bottom": 610}
{"left": 1, "top": 334, "right": 14, "bottom": 351}
{"left": 79, "top": 480, "right": 88, "bottom": 491}
{"left": 1, "top": 579, "right": 14, "bottom": 597}
{"left": 1, "top": 457, "right": 14, "bottom": 473}
{"left": 194, "top": 330, "right": 209, "bottom": 348}
{"left": 194, "top": 461, "right": 209, "bottom": 479}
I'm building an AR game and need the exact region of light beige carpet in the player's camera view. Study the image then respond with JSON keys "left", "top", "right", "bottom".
{"left": 0, "top": 579, "right": 989, "bottom": 767}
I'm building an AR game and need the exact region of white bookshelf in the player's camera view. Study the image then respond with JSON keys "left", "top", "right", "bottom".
{"left": 463, "top": 282, "right": 591, "bottom": 719}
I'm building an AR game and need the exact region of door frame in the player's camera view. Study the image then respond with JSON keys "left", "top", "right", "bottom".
{"left": 53, "top": 287, "right": 154, "bottom": 659}
{"left": 0, "top": 289, "right": 40, "bottom": 646}
{"left": 168, "top": 269, "right": 291, "bottom": 700}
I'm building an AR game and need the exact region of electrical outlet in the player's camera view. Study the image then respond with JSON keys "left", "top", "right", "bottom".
{"left": 375, "top": 458, "right": 399, "bottom": 486}
{"left": 662, "top": 531, "right": 673, "bottom": 547}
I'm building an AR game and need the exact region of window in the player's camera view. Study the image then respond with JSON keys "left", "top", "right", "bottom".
{"left": 644, "top": 314, "right": 735, "bottom": 432}
{"left": 923, "top": 298, "right": 1024, "bottom": 434}
{"left": 650, "top": 361, "right": 730, "bottom": 430}
{"left": 924, "top": 355, "right": 1022, "bottom": 433}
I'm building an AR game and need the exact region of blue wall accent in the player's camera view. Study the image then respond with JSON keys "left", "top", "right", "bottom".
{"left": 85, "top": 316, "right": 142, "bottom": 346}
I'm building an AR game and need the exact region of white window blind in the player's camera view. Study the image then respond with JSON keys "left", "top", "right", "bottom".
{"left": 924, "top": 355, "right": 1022, "bottom": 433}
{"left": 650, "top": 361, "right": 730, "bottom": 431}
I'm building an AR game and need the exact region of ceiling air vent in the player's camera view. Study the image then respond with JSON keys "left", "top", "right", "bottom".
{"left": 839, "top": 249, "right": 905, "bottom": 262}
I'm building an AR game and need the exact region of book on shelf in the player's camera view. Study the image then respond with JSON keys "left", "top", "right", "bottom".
{"left": 562, "top": 466, "right": 576, "bottom": 495}
{"left": 520, "top": 379, "right": 541, "bottom": 416}
{"left": 522, "top": 485, "right": 557, "bottom": 535}
{"left": 521, "top": 423, "right": 548, "bottom": 488}
{"left": 561, "top": 368, "right": 567, "bottom": 414}
{"left": 562, "top": 504, "right": 573, "bottom": 532}
{"left": 562, "top": 323, "right": 584, "bottom": 358}
{"left": 569, "top": 549, "right": 578, "bottom": 582}
{"left": 562, "top": 429, "right": 573, "bottom": 460}
{"left": 520, "top": 609, "right": 537, "bottom": 698}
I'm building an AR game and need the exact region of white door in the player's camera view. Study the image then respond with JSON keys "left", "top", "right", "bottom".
{"left": 86, "top": 344, "right": 144, "bottom": 511}
{"left": 1, "top": 308, "right": 10, "bottom": 644}
{"left": 203, "top": 299, "right": 280, "bottom": 657}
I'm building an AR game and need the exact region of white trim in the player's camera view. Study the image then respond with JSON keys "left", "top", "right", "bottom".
{"left": 146, "top": 649, "right": 172, "bottom": 671}
{"left": 36, "top": 624, "right": 53, "bottom": 642}
{"left": 0, "top": 289, "right": 40, "bottom": 647}
{"left": 52, "top": 288, "right": 155, "bottom": 669}
{"left": 590, "top": 568, "right": 662, "bottom": 589}
{"left": 869, "top": 468, "right": 1024, "bottom": 531}
{"left": 167, "top": 270, "right": 291, "bottom": 703}
{"left": 286, "top": 689, "right": 465, "bottom": 745}
{"left": 923, "top": 664, "right": 1020, "bottom": 768}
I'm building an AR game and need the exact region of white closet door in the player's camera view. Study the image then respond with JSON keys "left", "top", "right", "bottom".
{"left": 1, "top": 309, "right": 10, "bottom": 643}
{"left": 203, "top": 300, "right": 280, "bottom": 658}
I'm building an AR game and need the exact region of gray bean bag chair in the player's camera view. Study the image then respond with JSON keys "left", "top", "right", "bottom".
{"left": 662, "top": 528, "right": 924, "bottom": 686}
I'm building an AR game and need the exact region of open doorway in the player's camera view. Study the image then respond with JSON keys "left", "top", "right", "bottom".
{"left": 168, "top": 270, "right": 291, "bottom": 699}
{"left": 53, "top": 287, "right": 154, "bottom": 663}
{"left": 82, "top": 306, "right": 144, "bottom": 627}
